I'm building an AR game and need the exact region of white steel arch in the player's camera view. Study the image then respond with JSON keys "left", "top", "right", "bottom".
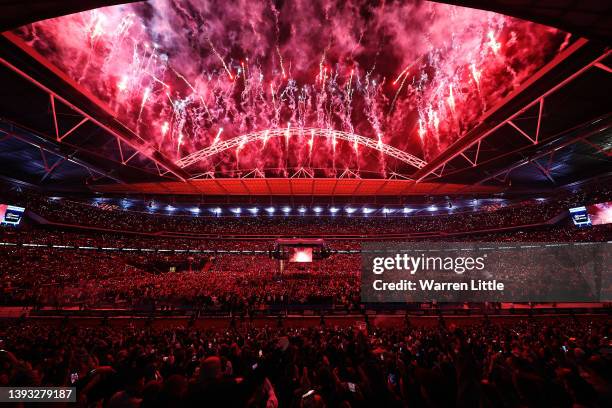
{"left": 176, "top": 127, "right": 427, "bottom": 169}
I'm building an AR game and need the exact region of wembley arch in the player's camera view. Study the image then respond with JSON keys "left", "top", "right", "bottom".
{"left": 175, "top": 127, "right": 427, "bottom": 170}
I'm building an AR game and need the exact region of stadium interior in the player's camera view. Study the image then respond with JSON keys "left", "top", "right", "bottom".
{"left": 0, "top": 1, "right": 611, "bottom": 407}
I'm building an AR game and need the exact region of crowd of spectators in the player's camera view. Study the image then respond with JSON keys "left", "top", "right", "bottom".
{"left": 24, "top": 198, "right": 565, "bottom": 235}
{"left": 1, "top": 223, "right": 609, "bottom": 310}
{"left": 0, "top": 181, "right": 610, "bottom": 310}
{"left": 8, "top": 185, "right": 612, "bottom": 236}
{"left": 0, "top": 184, "right": 610, "bottom": 406}
{"left": 0, "top": 244, "right": 361, "bottom": 311}
{"left": 1, "top": 318, "right": 610, "bottom": 407}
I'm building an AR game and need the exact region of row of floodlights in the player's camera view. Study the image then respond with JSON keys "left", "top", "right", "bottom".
{"left": 60, "top": 195, "right": 548, "bottom": 218}
{"left": 160, "top": 205, "right": 444, "bottom": 215}
{"left": 83, "top": 197, "right": 446, "bottom": 215}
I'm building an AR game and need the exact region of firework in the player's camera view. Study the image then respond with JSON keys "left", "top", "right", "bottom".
{"left": 212, "top": 128, "right": 223, "bottom": 146}
{"left": 17, "top": 0, "right": 565, "bottom": 176}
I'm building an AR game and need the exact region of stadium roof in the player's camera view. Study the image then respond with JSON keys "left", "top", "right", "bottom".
{"left": 93, "top": 178, "right": 504, "bottom": 196}
{"left": 0, "top": 1, "right": 610, "bottom": 199}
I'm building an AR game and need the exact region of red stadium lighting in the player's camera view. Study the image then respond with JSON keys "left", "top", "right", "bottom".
{"left": 0, "top": 2, "right": 610, "bottom": 407}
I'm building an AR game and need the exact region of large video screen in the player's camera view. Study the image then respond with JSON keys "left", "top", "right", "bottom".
{"left": 587, "top": 201, "right": 612, "bottom": 226}
{"left": 0, "top": 204, "right": 25, "bottom": 226}
{"left": 569, "top": 206, "right": 591, "bottom": 227}
{"left": 288, "top": 247, "right": 313, "bottom": 263}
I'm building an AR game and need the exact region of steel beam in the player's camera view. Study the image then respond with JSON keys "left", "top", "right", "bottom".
{"left": 474, "top": 116, "right": 612, "bottom": 186}
{"left": 0, "top": 115, "right": 173, "bottom": 183}
{"left": 0, "top": 122, "right": 125, "bottom": 184}
{"left": 0, "top": 1, "right": 141, "bottom": 31}
{"left": 435, "top": 1, "right": 611, "bottom": 43}
{"left": 0, "top": 32, "right": 190, "bottom": 181}
{"left": 176, "top": 127, "right": 427, "bottom": 170}
{"left": 411, "top": 38, "right": 610, "bottom": 182}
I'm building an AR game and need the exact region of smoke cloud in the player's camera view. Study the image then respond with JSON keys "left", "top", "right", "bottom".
{"left": 15, "top": 0, "right": 567, "bottom": 177}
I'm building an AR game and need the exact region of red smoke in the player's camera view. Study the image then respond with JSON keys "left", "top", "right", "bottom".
{"left": 15, "top": 0, "right": 567, "bottom": 177}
